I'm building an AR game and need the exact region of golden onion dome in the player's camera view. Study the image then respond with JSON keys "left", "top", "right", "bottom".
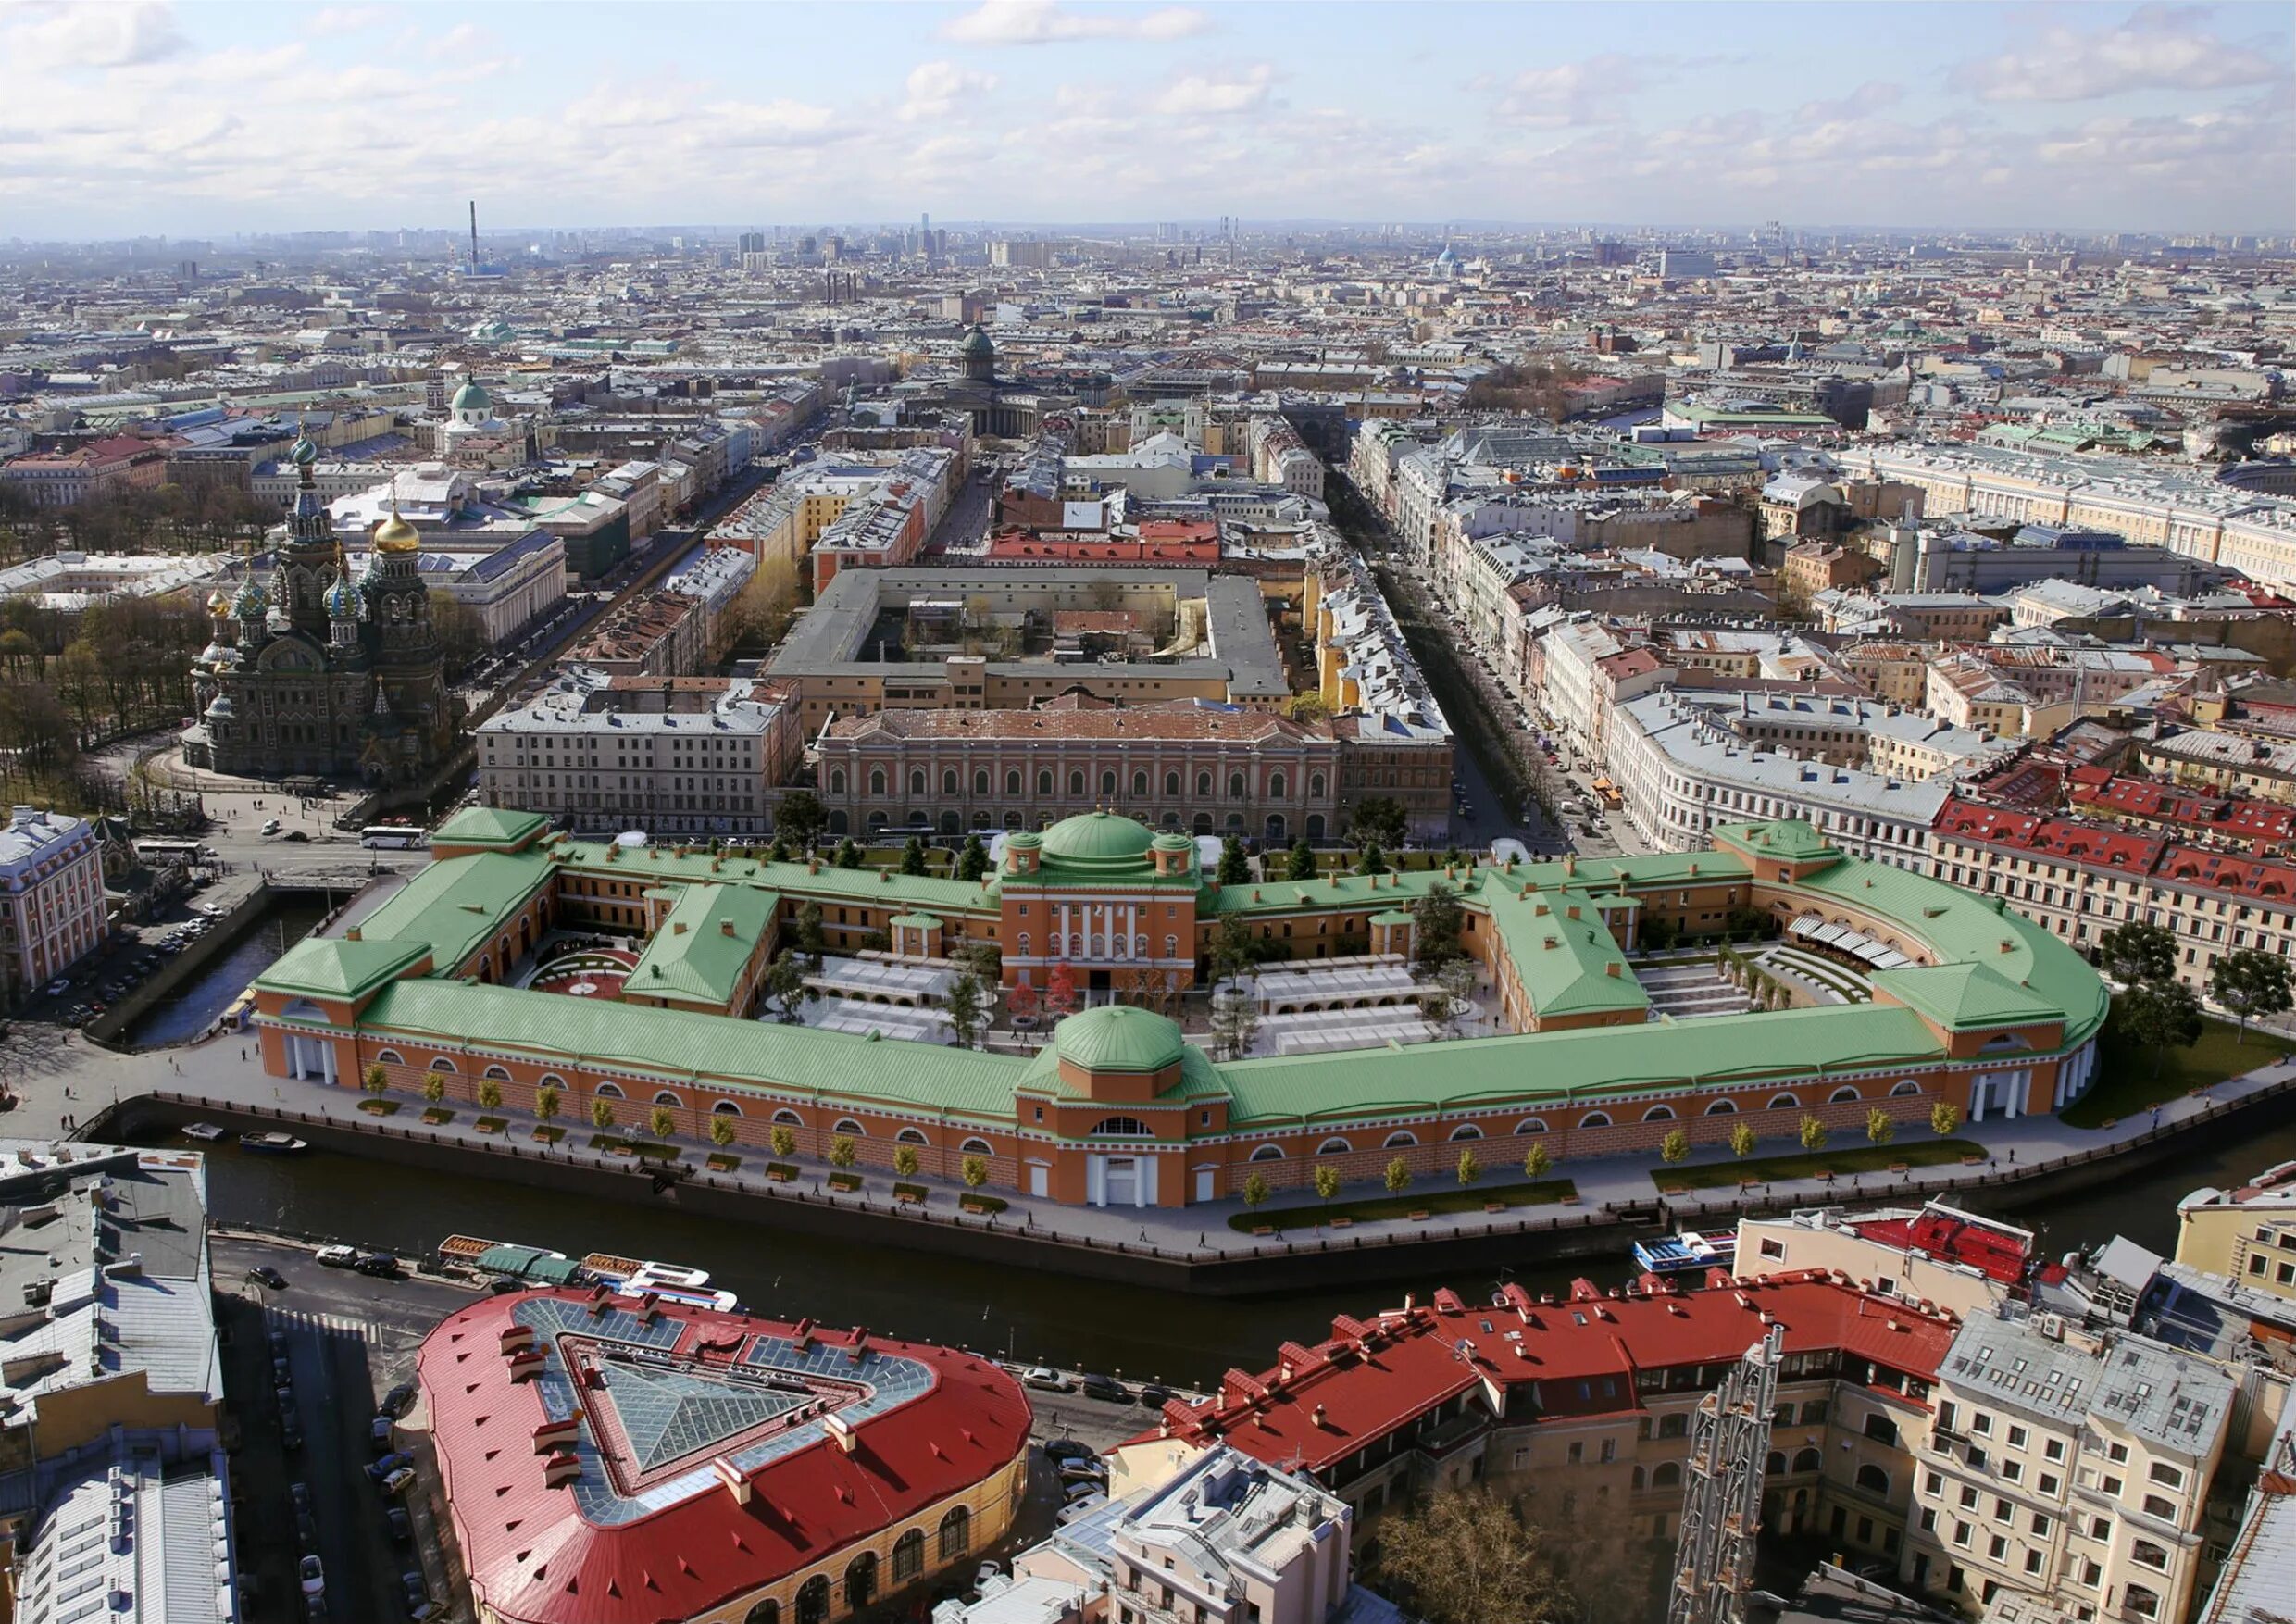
{"left": 371, "top": 507, "right": 421, "bottom": 554}
{"left": 206, "top": 586, "right": 231, "bottom": 614}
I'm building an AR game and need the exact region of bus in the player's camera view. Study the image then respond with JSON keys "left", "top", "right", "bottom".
{"left": 360, "top": 825, "right": 429, "bottom": 850}
{"left": 132, "top": 838, "right": 209, "bottom": 865}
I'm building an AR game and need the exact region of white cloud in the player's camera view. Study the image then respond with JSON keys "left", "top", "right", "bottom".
{"left": 306, "top": 6, "right": 386, "bottom": 37}
{"left": 2, "top": 0, "right": 183, "bottom": 69}
{"left": 1960, "top": 5, "right": 2285, "bottom": 101}
{"left": 899, "top": 59, "right": 999, "bottom": 122}
{"left": 940, "top": 1, "right": 1208, "bottom": 46}
{"left": 1493, "top": 54, "right": 1640, "bottom": 127}
{"left": 1149, "top": 64, "right": 1272, "bottom": 117}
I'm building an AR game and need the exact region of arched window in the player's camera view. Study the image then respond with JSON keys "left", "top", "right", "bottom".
{"left": 1037, "top": 770, "right": 1054, "bottom": 795}
{"left": 1005, "top": 770, "right": 1021, "bottom": 795}
{"left": 1704, "top": 1098, "right": 1737, "bottom": 1115}
{"left": 938, "top": 769, "right": 955, "bottom": 795}
{"left": 844, "top": 1550, "right": 877, "bottom": 1611}
{"left": 1383, "top": 1131, "right": 1417, "bottom": 1148}
{"left": 1766, "top": 1451, "right": 1787, "bottom": 1476}
{"left": 484, "top": 1065, "right": 511, "bottom": 1081}
{"left": 795, "top": 1576, "right": 830, "bottom": 1624}
{"left": 1580, "top": 1111, "right": 1611, "bottom": 1128}
{"left": 1132, "top": 771, "right": 1148, "bottom": 796}
{"left": 1792, "top": 1447, "right": 1823, "bottom": 1473}
{"left": 892, "top": 1529, "right": 926, "bottom": 1584}
{"left": 833, "top": 1118, "right": 865, "bottom": 1136}
{"left": 959, "top": 1137, "right": 993, "bottom": 1155}
{"left": 376, "top": 1049, "right": 404, "bottom": 1066}
{"left": 772, "top": 1108, "right": 803, "bottom": 1125}
{"left": 1449, "top": 1124, "right": 1483, "bottom": 1142}
{"left": 1642, "top": 1105, "right": 1676, "bottom": 1122}
{"left": 974, "top": 770, "right": 990, "bottom": 795}
{"left": 830, "top": 770, "right": 847, "bottom": 794}
{"left": 909, "top": 770, "right": 927, "bottom": 795}
{"left": 1249, "top": 1144, "right": 1285, "bottom": 1161}
{"left": 869, "top": 769, "right": 886, "bottom": 797}
{"left": 654, "top": 1091, "right": 682, "bottom": 1107}
{"left": 594, "top": 1081, "right": 623, "bottom": 1098}
{"left": 1767, "top": 1093, "right": 1799, "bottom": 1111}
{"left": 1890, "top": 1080, "right": 1921, "bottom": 1096}
{"left": 538, "top": 1071, "right": 563, "bottom": 1091}
{"left": 1855, "top": 1464, "right": 1891, "bottom": 1496}
{"left": 2125, "top": 1589, "right": 2160, "bottom": 1620}
{"left": 2131, "top": 1541, "right": 2169, "bottom": 1572}
{"left": 1310, "top": 773, "right": 1326, "bottom": 798}
{"left": 1229, "top": 773, "right": 1246, "bottom": 799}
{"left": 1099, "top": 770, "right": 1117, "bottom": 796}
{"left": 1269, "top": 771, "right": 1287, "bottom": 798}
{"left": 745, "top": 1601, "right": 780, "bottom": 1624}
{"left": 712, "top": 1100, "right": 742, "bottom": 1116}
{"left": 1515, "top": 1118, "right": 1549, "bottom": 1135}
{"left": 1196, "top": 772, "right": 1212, "bottom": 797}
{"left": 1164, "top": 772, "right": 1179, "bottom": 796}
{"left": 1653, "top": 1462, "right": 1683, "bottom": 1489}
{"left": 1631, "top": 1465, "right": 1646, "bottom": 1492}
{"left": 429, "top": 1057, "right": 457, "bottom": 1074}
{"left": 1863, "top": 1413, "right": 1899, "bottom": 1446}
{"left": 939, "top": 1505, "right": 971, "bottom": 1561}
{"left": 896, "top": 1127, "right": 930, "bottom": 1144}
{"left": 1065, "top": 770, "right": 1082, "bottom": 797}
{"left": 1828, "top": 1085, "right": 1861, "bottom": 1104}
{"left": 1089, "top": 1117, "right": 1150, "bottom": 1137}
{"left": 1316, "top": 1138, "right": 1353, "bottom": 1156}
{"left": 1017, "top": 932, "right": 1030, "bottom": 956}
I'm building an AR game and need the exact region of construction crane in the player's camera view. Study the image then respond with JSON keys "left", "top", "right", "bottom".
{"left": 1667, "top": 1323, "right": 1784, "bottom": 1624}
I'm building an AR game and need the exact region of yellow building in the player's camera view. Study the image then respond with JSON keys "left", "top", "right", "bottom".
{"left": 2175, "top": 1160, "right": 2296, "bottom": 1303}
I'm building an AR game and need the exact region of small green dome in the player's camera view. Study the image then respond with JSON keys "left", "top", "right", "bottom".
{"left": 1040, "top": 810, "right": 1154, "bottom": 870}
{"left": 451, "top": 379, "right": 492, "bottom": 414}
{"left": 958, "top": 324, "right": 994, "bottom": 359}
{"left": 289, "top": 434, "right": 318, "bottom": 467}
{"left": 325, "top": 574, "right": 360, "bottom": 619}
{"left": 1150, "top": 832, "right": 1195, "bottom": 854}
{"left": 1053, "top": 1006, "right": 1184, "bottom": 1074}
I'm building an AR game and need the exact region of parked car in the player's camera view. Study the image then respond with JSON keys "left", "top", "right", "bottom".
{"left": 1056, "top": 1458, "right": 1107, "bottom": 1485}
{"left": 281, "top": 1418, "right": 303, "bottom": 1453}
{"left": 402, "top": 1571, "right": 435, "bottom": 1620}
{"left": 274, "top": 1381, "right": 294, "bottom": 1410}
{"left": 245, "top": 1265, "right": 288, "bottom": 1291}
{"left": 1021, "top": 1367, "right": 1073, "bottom": 1393}
{"left": 366, "top": 1451, "right": 413, "bottom": 1483}
{"left": 369, "top": 1417, "right": 396, "bottom": 1453}
{"left": 1134, "top": 1384, "right": 1173, "bottom": 1410}
{"left": 1039, "top": 1438, "right": 1094, "bottom": 1464}
{"left": 1060, "top": 1479, "right": 1106, "bottom": 1505}
{"left": 385, "top": 1506, "right": 412, "bottom": 1543}
{"left": 1079, "top": 1373, "right": 1129, "bottom": 1405}
{"left": 298, "top": 1555, "right": 325, "bottom": 1597}
{"left": 380, "top": 1467, "right": 417, "bottom": 1497}
{"left": 381, "top": 1381, "right": 418, "bottom": 1417}
{"left": 354, "top": 1253, "right": 401, "bottom": 1278}
{"left": 315, "top": 1245, "right": 357, "bottom": 1268}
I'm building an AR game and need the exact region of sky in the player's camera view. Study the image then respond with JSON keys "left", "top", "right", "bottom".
{"left": 1, "top": 0, "right": 2289, "bottom": 240}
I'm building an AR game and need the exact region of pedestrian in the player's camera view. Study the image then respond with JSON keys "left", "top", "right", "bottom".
{"left": 2008, "top": 1148, "right": 2015, "bottom": 1164}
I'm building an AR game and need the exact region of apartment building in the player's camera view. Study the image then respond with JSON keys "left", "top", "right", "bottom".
{"left": 1736, "top": 1201, "right": 2038, "bottom": 1320}
{"left": 1904, "top": 1306, "right": 2233, "bottom": 1621}
{"left": 474, "top": 666, "right": 803, "bottom": 837}
{"left": 0, "top": 806, "right": 108, "bottom": 994}
{"left": 2172, "top": 1158, "right": 2296, "bottom": 1307}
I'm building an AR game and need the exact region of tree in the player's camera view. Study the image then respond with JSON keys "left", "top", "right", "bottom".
{"left": 1799, "top": 1115, "right": 1828, "bottom": 1153}
{"left": 894, "top": 1143, "right": 920, "bottom": 1179}
{"left": 1283, "top": 692, "right": 1329, "bottom": 725}
{"left": 961, "top": 1155, "right": 989, "bottom": 1191}
{"left": 1410, "top": 882, "right": 1466, "bottom": 969}
{"left": 1216, "top": 835, "right": 1250, "bottom": 885}
{"left": 764, "top": 950, "right": 808, "bottom": 1022}
{"left": 2211, "top": 947, "right": 2292, "bottom": 1043}
{"left": 1356, "top": 840, "right": 1390, "bottom": 876}
{"left": 422, "top": 1072, "right": 446, "bottom": 1106}
{"left": 770, "top": 1123, "right": 797, "bottom": 1158}
{"left": 478, "top": 1078, "right": 503, "bottom": 1111}
{"left": 1457, "top": 1146, "right": 1482, "bottom": 1187}
{"left": 1043, "top": 961, "right": 1079, "bottom": 1021}
{"left": 1314, "top": 1163, "right": 1341, "bottom": 1206}
{"left": 900, "top": 836, "right": 929, "bottom": 876}
{"left": 1524, "top": 1141, "right": 1553, "bottom": 1181}
{"left": 767, "top": 834, "right": 791, "bottom": 862}
{"left": 829, "top": 1133, "right": 858, "bottom": 1170}
{"left": 709, "top": 1114, "right": 737, "bottom": 1149}
{"left": 2097, "top": 919, "right": 2177, "bottom": 987}
{"left": 362, "top": 1062, "right": 388, "bottom": 1102}
{"left": 1209, "top": 914, "right": 1256, "bottom": 988}
{"left": 833, "top": 838, "right": 863, "bottom": 869}
{"left": 1929, "top": 1099, "right": 1961, "bottom": 1137}
{"left": 956, "top": 832, "right": 990, "bottom": 882}
{"left": 1350, "top": 794, "right": 1408, "bottom": 850}
{"left": 1433, "top": 957, "right": 1479, "bottom": 1036}
{"left": 535, "top": 1084, "right": 561, "bottom": 1126}
{"left": 646, "top": 1105, "right": 672, "bottom": 1140}
{"left": 1659, "top": 1128, "right": 1690, "bottom": 1165}
{"left": 776, "top": 789, "right": 826, "bottom": 853}
{"left": 2112, "top": 980, "right": 2203, "bottom": 1076}
{"left": 1377, "top": 1486, "right": 1567, "bottom": 1624}
{"left": 1384, "top": 1156, "right": 1412, "bottom": 1195}
{"left": 1242, "top": 1169, "right": 1271, "bottom": 1210}
{"left": 945, "top": 973, "right": 986, "bottom": 1048}
{"left": 1729, "top": 1119, "right": 1756, "bottom": 1158}
{"left": 1210, "top": 985, "right": 1260, "bottom": 1059}
{"left": 794, "top": 901, "right": 827, "bottom": 960}
{"left": 1285, "top": 838, "right": 1318, "bottom": 881}
{"left": 1866, "top": 1106, "right": 1895, "bottom": 1146}
{"left": 590, "top": 1096, "right": 616, "bottom": 1131}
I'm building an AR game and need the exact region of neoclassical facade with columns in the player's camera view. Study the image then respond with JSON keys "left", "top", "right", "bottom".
{"left": 249, "top": 808, "right": 2108, "bottom": 1210}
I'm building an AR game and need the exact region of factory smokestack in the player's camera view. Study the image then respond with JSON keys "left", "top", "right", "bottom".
{"left": 468, "top": 200, "right": 479, "bottom": 275}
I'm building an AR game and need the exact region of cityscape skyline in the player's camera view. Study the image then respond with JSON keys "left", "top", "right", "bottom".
{"left": 3, "top": 0, "right": 2289, "bottom": 240}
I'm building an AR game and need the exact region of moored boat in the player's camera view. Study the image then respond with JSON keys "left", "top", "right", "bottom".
{"left": 237, "top": 1131, "right": 309, "bottom": 1156}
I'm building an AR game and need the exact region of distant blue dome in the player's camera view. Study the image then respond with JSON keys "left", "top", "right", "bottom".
{"left": 325, "top": 573, "right": 359, "bottom": 619}
{"left": 231, "top": 578, "right": 268, "bottom": 618}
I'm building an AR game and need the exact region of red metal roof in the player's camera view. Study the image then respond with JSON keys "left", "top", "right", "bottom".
{"left": 1139, "top": 1272, "right": 1954, "bottom": 1477}
{"left": 419, "top": 1290, "right": 1030, "bottom": 1624}
{"left": 1851, "top": 1206, "right": 2032, "bottom": 1284}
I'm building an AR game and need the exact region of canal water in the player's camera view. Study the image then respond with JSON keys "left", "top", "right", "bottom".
{"left": 123, "top": 896, "right": 331, "bottom": 1048}
{"left": 149, "top": 1096, "right": 2296, "bottom": 1386}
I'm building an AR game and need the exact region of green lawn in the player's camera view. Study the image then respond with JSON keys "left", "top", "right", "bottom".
{"left": 1655, "top": 1139, "right": 1984, "bottom": 1193}
{"left": 1230, "top": 1177, "right": 1577, "bottom": 1232}
{"left": 2061, "top": 1018, "right": 2292, "bottom": 1130}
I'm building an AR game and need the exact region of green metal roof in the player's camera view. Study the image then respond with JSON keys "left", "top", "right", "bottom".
{"left": 356, "top": 979, "right": 1029, "bottom": 1122}
{"left": 434, "top": 806, "right": 550, "bottom": 850}
{"left": 259, "top": 936, "right": 432, "bottom": 1002}
{"left": 1040, "top": 811, "right": 1156, "bottom": 867}
{"left": 1482, "top": 886, "right": 1648, "bottom": 1019}
{"left": 305, "top": 852, "right": 553, "bottom": 981}
{"left": 625, "top": 882, "right": 776, "bottom": 1006}
{"left": 1048, "top": 1006, "right": 1184, "bottom": 1072}
{"left": 1716, "top": 820, "right": 1842, "bottom": 865}
{"left": 1870, "top": 962, "right": 2065, "bottom": 1031}
{"left": 551, "top": 838, "right": 998, "bottom": 915}
{"left": 1220, "top": 1004, "right": 1948, "bottom": 1127}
